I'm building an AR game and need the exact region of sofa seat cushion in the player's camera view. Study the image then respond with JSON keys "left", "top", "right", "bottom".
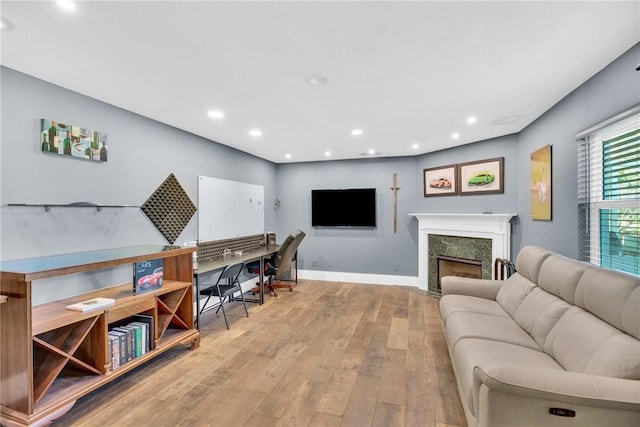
{"left": 440, "top": 294, "right": 510, "bottom": 324}
{"left": 445, "top": 311, "right": 540, "bottom": 352}
{"left": 453, "top": 338, "right": 563, "bottom": 417}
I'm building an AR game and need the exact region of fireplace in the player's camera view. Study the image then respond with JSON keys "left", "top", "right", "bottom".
{"left": 436, "top": 255, "right": 482, "bottom": 292}
{"left": 409, "top": 213, "right": 517, "bottom": 293}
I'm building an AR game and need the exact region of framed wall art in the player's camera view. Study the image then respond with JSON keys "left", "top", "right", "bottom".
{"left": 423, "top": 164, "right": 458, "bottom": 197}
{"left": 459, "top": 157, "right": 504, "bottom": 195}
{"left": 530, "top": 144, "right": 552, "bottom": 220}
{"left": 41, "top": 119, "right": 107, "bottom": 162}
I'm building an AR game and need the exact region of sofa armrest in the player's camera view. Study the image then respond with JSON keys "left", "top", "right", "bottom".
{"left": 441, "top": 276, "right": 504, "bottom": 300}
{"left": 473, "top": 364, "right": 640, "bottom": 411}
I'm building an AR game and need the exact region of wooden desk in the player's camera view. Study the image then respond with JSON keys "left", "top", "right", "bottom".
{"left": 193, "top": 245, "right": 278, "bottom": 328}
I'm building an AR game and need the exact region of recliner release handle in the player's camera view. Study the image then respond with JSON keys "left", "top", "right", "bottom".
{"left": 549, "top": 408, "right": 575, "bottom": 417}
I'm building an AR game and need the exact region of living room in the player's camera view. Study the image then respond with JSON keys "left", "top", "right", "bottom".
{"left": 0, "top": 1, "right": 638, "bottom": 426}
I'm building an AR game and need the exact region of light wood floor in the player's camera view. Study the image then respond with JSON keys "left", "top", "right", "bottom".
{"left": 52, "top": 280, "right": 466, "bottom": 427}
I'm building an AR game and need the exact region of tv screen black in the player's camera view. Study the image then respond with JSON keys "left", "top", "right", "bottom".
{"left": 311, "top": 188, "right": 376, "bottom": 227}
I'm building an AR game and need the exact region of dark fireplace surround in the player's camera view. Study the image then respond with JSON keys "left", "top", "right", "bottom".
{"left": 428, "top": 234, "right": 491, "bottom": 295}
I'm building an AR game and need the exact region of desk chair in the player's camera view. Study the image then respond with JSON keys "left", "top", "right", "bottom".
{"left": 249, "top": 230, "right": 305, "bottom": 297}
{"left": 199, "top": 262, "right": 248, "bottom": 329}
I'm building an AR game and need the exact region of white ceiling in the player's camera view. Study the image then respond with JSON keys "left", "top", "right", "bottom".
{"left": 1, "top": 1, "right": 639, "bottom": 163}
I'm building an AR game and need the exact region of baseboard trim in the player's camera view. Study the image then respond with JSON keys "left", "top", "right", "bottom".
{"left": 298, "top": 270, "right": 422, "bottom": 289}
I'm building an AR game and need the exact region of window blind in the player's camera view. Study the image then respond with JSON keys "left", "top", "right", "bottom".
{"left": 577, "top": 112, "right": 639, "bottom": 276}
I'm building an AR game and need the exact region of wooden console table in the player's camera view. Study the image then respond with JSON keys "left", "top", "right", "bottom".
{"left": 0, "top": 245, "right": 200, "bottom": 427}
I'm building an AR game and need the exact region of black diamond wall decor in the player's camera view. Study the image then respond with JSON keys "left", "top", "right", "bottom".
{"left": 141, "top": 173, "right": 196, "bottom": 244}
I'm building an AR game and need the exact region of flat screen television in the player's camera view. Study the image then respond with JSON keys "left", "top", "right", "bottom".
{"left": 311, "top": 188, "right": 376, "bottom": 227}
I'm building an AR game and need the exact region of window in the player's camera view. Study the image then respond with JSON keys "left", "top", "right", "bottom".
{"left": 577, "top": 109, "right": 639, "bottom": 276}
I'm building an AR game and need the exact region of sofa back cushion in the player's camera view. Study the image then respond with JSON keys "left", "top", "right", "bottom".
{"left": 543, "top": 306, "right": 640, "bottom": 380}
{"left": 513, "top": 288, "right": 571, "bottom": 348}
{"left": 537, "top": 254, "right": 591, "bottom": 304}
{"left": 496, "top": 273, "right": 537, "bottom": 317}
{"left": 575, "top": 267, "right": 640, "bottom": 340}
{"left": 495, "top": 246, "right": 552, "bottom": 317}
{"left": 513, "top": 245, "right": 553, "bottom": 284}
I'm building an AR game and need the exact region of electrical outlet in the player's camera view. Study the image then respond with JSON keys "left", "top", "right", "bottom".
{"left": 393, "top": 263, "right": 400, "bottom": 271}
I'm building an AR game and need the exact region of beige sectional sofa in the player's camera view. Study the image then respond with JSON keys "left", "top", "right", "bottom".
{"left": 439, "top": 245, "right": 640, "bottom": 427}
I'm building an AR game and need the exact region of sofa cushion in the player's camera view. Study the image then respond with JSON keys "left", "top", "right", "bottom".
{"left": 513, "top": 288, "right": 572, "bottom": 348}
{"left": 513, "top": 245, "right": 553, "bottom": 284}
{"left": 544, "top": 306, "right": 640, "bottom": 380}
{"left": 445, "top": 311, "right": 539, "bottom": 351}
{"left": 452, "top": 338, "right": 563, "bottom": 417}
{"left": 496, "top": 273, "right": 537, "bottom": 317}
{"left": 439, "top": 294, "right": 510, "bottom": 324}
{"left": 575, "top": 267, "right": 640, "bottom": 340}
{"left": 537, "top": 254, "right": 590, "bottom": 304}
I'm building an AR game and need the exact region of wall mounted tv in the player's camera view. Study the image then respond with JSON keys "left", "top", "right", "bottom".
{"left": 311, "top": 188, "right": 376, "bottom": 228}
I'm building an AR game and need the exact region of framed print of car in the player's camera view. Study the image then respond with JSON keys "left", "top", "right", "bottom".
{"left": 423, "top": 164, "right": 458, "bottom": 197}
{"left": 459, "top": 157, "right": 504, "bottom": 195}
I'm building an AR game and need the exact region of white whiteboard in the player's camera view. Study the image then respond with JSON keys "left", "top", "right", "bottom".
{"left": 197, "top": 176, "right": 265, "bottom": 242}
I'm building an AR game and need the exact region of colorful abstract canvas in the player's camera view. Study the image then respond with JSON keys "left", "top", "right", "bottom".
{"left": 530, "top": 144, "right": 552, "bottom": 220}
{"left": 40, "top": 119, "right": 107, "bottom": 162}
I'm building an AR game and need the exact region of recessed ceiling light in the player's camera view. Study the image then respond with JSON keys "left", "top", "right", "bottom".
{"left": 56, "top": 0, "right": 76, "bottom": 11}
{"left": 249, "top": 129, "right": 262, "bottom": 137}
{"left": 207, "top": 110, "right": 224, "bottom": 119}
{"left": 452, "top": 133, "right": 460, "bottom": 139}
{"left": 306, "top": 74, "right": 332, "bottom": 86}
{"left": 467, "top": 116, "right": 477, "bottom": 124}
{"left": 324, "top": 151, "right": 331, "bottom": 157}
{"left": 350, "top": 129, "right": 363, "bottom": 136}
{"left": 412, "top": 143, "right": 419, "bottom": 150}
{"left": 285, "top": 153, "right": 292, "bottom": 159}
{"left": 368, "top": 148, "right": 375, "bottom": 155}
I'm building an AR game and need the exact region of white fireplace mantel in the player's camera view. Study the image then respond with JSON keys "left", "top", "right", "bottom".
{"left": 409, "top": 213, "right": 517, "bottom": 291}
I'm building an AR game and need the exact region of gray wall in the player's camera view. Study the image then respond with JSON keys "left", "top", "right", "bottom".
{"left": 275, "top": 156, "right": 419, "bottom": 276}
{"left": 516, "top": 42, "right": 640, "bottom": 258}
{"left": 1, "top": 66, "right": 278, "bottom": 262}
{"left": 0, "top": 67, "right": 278, "bottom": 302}
{"left": 1, "top": 41, "right": 638, "bottom": 294}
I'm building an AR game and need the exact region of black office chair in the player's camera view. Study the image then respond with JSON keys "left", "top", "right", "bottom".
{"left": 249, "top": 230, "right": 306, "bottom": 297}
{"left": 199, "top": 262, "right": 248, "bottom": 329}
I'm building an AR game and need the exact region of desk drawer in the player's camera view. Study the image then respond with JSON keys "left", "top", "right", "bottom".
{"left": 107, "top": 298, "right": 155, "bottom": 324}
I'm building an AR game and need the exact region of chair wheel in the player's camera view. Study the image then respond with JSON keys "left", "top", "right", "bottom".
{"left": 289, "top": 288, "right": 293, "bottom": 292}
{"left": 274, "top": 292, "right": 278, "bottom": 297}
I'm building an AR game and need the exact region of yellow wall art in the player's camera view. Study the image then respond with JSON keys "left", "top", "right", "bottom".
{"left": 530, "top": 144, "right": 552, "bottom": 220}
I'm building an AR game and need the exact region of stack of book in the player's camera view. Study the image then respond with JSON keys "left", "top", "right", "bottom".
{"left": 107, "top": 314, "right": 154, "bottom": 371}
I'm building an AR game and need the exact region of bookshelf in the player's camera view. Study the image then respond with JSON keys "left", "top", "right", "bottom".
{"left": 0, "top": 245, "right": 200, "bottom": 427}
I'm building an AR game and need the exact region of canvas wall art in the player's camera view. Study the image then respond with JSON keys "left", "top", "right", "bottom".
{"left": 530, "top": 144, "right": 552, "bottom": 220}
{"left": 40, "top": 119, "right": 107, "bottom": 162}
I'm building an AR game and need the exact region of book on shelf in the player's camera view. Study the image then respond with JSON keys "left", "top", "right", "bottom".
{"left": 108, "top": 330, "right": 127, "bottom": 366}
{"left": 129, "top": 321, "right": 148, "bottom": 354}
{"left": 112, "top": 327, "right": 134, "bottom": 362}
{"left": 133, "top": 258, "right": 164, "bottom": 295}
{"left": 107, "top": 333, "right": 121, "bottom": 371}
{"left": 132, "top": 314, "right": 155, "bottom": 350}
{"left": 65, "top": 297, "right": 115, "bottom": 312}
